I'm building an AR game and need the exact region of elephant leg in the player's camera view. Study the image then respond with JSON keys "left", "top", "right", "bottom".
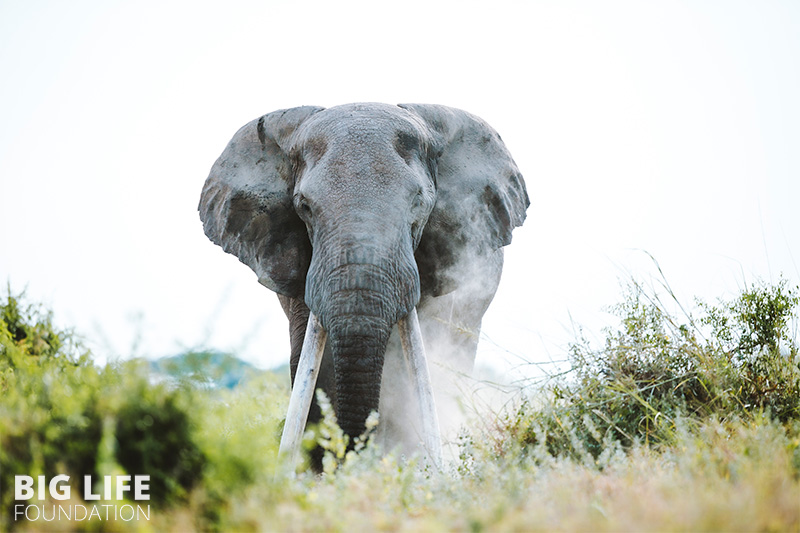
{"left": 277, "top": 295, "right": 337, "bottom": 470}
{"left": 278, "top": 294, "right": 310, "bottom": 384}
{"left": 421, "top": 249, "right": 504, "bottom": 370}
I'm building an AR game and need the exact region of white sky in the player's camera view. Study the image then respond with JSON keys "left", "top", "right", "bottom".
{"left": 1, "top": 1, "right": 798, "bottom": 377}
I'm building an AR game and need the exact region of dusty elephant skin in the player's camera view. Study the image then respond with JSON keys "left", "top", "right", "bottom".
{"left": 199, "top": 103, "right": 529, "bottom": 465}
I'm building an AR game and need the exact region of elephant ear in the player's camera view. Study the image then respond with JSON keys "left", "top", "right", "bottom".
{"left": 399, "top": 104, "right": 529, "bottom": 297}
{"left": 199, "top": 106, "right": 324, "bottom": 298}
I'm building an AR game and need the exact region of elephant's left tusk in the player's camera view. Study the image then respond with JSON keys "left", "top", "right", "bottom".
{"left": 279, "top": 311, "right": 327, "bottom": 468}
{"left": 398, "top": 308, "right": 443, "bottom": 470}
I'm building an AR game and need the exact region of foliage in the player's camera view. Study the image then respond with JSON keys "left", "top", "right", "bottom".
{"left": 0, "top": 289, "right": 208, "bottom": 530}
{"left": 193, "top": 413, "right": 800, "bottom": 533}
{"left": 2, "top": 280, "right": 799, "bottom": 532}
{"left": 114, "top": 381, "right": 205, "bottom": 503}
{"left": 312, "top": 389, "right": 381, "bottom": 475}
{"left": 1, "top": 289, "right": 100, "bottom": 519}
{"left": 502, "top": 277, "right": 800, "bottom": 461}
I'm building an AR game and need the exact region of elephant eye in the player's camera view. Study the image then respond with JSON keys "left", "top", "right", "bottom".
{"left": 294, "top": 195, "right": 313, "bottom": 222}
{"left": 412, "top": 190, "right": 423, "bottom": 210}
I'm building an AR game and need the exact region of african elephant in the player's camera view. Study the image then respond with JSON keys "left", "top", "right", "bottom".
{"left": 199, "top": 103, "right": 528, "bottom": 465}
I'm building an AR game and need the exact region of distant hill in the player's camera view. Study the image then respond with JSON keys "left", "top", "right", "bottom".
{"left": 150, "top": 350, "right": 267, "bottom": 389}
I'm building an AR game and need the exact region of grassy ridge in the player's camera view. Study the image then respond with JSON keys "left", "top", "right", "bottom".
{"left": 1, "top": 280, "right": 799, "bottom": 532}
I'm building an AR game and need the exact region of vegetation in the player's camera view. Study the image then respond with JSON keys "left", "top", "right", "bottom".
{"left": 504, "top": 277, "right": 800, "bottom": 461}
{"left": 0, "top": 291, "right": 210, "bottom": 517}
{"left": 1, "top": 278, "right": 798, "bottom": 532}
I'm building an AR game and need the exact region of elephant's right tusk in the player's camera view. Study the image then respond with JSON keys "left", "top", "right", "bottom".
{"left": 279, "top": 311, "right": 327, "bottom": 468}
{"left": 398, "top": 308, "right": 443, "bottom": 470}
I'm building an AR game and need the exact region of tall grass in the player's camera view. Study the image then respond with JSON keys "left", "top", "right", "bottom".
{"left": 1, "top": 279, "right": 799, "bottom": 532}
{"left": 502, "top": 277, "right": 799, "bottom": 461}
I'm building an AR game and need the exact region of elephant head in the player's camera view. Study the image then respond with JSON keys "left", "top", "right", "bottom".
{"left": 199, "top": 103, "right": 528, "bottom": 442}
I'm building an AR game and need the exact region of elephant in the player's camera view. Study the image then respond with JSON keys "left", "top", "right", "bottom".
{"left": 199, "top": 103, "right": 528, "bottom": 467}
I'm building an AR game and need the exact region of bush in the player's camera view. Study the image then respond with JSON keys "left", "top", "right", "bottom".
{"left": 503, "top": 277, "right": 800, "bottom": 460}
{"left": 0, "top": 290, "right": 101, "bottom": 519}
{"left": 114, "top": 379, "right": 206, "bottom": 503}
{"left": 0, "top": 289, "right": 207, "bottom": 529}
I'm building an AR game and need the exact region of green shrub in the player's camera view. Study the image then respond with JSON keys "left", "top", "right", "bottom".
{"left": 0, "top": 289, "right": 208, "bottom": 529}
{"left": 504, "top": 277, "right": 800, "bottom": 460}
{"left": 182, "top": 370, "right": 288, "bottom": 530}
{"left": 700, "top": 278, "right": 800, "bottom": 421}
{"left": 0, "top": 290, "right": 101, "bottom": 523}
{"left": 114, "top": 378, "right": 206, "bottom": 504}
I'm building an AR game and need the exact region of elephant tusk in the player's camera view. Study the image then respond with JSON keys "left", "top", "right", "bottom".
{"left": 279, "top": 311, "right": 327, "bottom": 468}
{"left": 398, "top": 308, "right": 443, "bottom": 470}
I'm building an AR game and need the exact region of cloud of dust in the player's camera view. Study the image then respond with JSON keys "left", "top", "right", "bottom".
{"left": 376, "top": 239, "right": 526, "bottom": 465}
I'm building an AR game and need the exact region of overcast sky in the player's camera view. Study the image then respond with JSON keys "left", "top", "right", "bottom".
{"left": 1, "top": 1, "right": 798, "bottom": 378}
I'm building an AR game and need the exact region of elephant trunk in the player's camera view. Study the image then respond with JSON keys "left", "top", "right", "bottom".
{"left": 306, "top": 244, "right": 420, "bottom": 439}
{"left": 326, "top": 313, "right": 391, "bottom": 437}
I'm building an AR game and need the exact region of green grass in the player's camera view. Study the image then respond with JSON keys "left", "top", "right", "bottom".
{"left": 1, "top": 279, "right": 799, "bottom": 532}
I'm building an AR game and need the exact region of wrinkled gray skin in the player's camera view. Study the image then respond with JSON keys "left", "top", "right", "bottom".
{"left": 199, "top": 103, "right": 528, "bottom": 458}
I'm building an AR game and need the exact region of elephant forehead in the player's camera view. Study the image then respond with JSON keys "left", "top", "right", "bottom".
{"left": 294, "top": 104, "right": 424, "bottom": 146}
